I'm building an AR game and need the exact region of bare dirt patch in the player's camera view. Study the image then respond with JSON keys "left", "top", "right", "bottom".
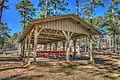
{"left": 0, "top": 54, "right": 120, "bottom": 80}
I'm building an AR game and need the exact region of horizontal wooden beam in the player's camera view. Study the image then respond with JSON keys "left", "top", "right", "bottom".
{"left": 31, "top": 36, "right": 65, "bottom": 40}
{"left": 31, "top": 31, "right": 64, "bottom": 37}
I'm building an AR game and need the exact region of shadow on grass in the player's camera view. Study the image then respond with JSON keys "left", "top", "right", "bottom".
{"left": 0, "top": 67, "right": 24, "bottom": 72}
{"left": 76, "top": 56, "right": 105, "bottom": 64}
{"left": 1, "top": 74, "right": 45, "bottom": 80}
{"left": 103, "top": 74, "right": 120, "bottom": 80}
{"left": 1, "top": 73, "right": 23, "bottom": 80}
{"left": 47, "top": 63, "right": 78, "bottom": 75}
{"left": 16, "top": 75, "right": 45, "bottom": 80}
{"left": 47, "top": 67, "right": 75, "bottom": 76}
{"left": 0, "top": 57, "right": 20, "bottom": 62}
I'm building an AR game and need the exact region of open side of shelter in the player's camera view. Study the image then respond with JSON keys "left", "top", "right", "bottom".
{"left": 19, "top": 14, "right": 100, "bottom": 63}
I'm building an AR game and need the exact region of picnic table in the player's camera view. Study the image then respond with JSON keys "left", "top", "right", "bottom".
{"left": 37, "top": 51, "right": 66, "bottom": 59}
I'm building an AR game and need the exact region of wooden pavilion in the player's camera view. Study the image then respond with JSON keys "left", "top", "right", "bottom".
{"left": 19, "top": 14, "right": 99, "bottom": 62}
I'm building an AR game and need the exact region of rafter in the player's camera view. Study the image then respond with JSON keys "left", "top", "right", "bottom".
{"left": 37, "top": 27, "right": 44, "bottom": 37}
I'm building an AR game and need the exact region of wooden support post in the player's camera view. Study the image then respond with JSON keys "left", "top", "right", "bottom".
{"left": 88, "top": 35, "right": 94, "bottom": 63}
{"left": 33, "top": 27, "right": 43, "bottom": 63}
{"left": 62, "top": 41, "right": 65, "bottom": 51}
{"left": 43, "top": 44, "right": 47, "bottom": 51}
{"left": 28, "top": 33, "right": 31, "bottom": 58}
{"left": 85, "top": 37, "right": 88, "bottom": 52}
{"left": 30, "top": 44, "right": 32, "bottom": 50}
{"left": 18, "top": 43, "right": 22, "bottom": 58}
{"left": 77, "top": 38, "right": 80, "bottom": 55}
{"left": 32, "top": 43, "right": 34, "bottom": 50}
{"left": 55, "top": 43, "right": 58, "bottom": 51}
{"left": 53, "top": 44, "right": 55, "bottom": 51}
{"left": 33, "top": 27, "right": 38, "bottom": 63}
{"left": 51, "top": 44, "right": 53, "bottom": 51}
{"left": 73, "top": 39, "right": 77, "bottom": 60}
{"left": 49, "top": 44, "right": 52, "bottom": 51}
{"left": 62, "top": 31, "right": 73, "bottom": 61}
{"left": 24, "top": 37, "right": 27, "bottom": 58}
{"left": 66, "top": 41, "right": 70, "bottom": 61}
{"left": 21, "top": 40, "right": 25, "bottom": 61}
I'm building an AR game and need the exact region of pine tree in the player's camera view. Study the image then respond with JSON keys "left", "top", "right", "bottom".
{"left": 38, "top": 0, "right": 69, "bottom": 17}
{"left": 38, "top": 0, "right": 50, "bottom": 18}
{"left": 0, "top": 23, "right": 11, "bottom": 49}
{"left": 50, "top": 0, "right": 69, "bottom": 16}
{"left": 90, "top": 0, "right": 104, "bottom": 24}
{"left": 0, "top": 0, "right": 9, "bottom": 24}
{"left": 76, "top": 0, "right": 78, "bottom": 15}
{"left": 103, "top": 0, "right": 120, "bottom": 52}
{"left": 16, "top": 0, "right": 36, "bottom": 30}
{"left": 80, "top": 0, "right": 104, "bottom": 24}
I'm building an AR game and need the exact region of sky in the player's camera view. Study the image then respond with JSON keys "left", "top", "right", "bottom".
{"left": 2, "top": 0, "right": 112, "bottom": 36}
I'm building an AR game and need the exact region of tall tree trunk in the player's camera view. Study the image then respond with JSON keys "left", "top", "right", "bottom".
{"left": 110, "top": 39, "right": 113, "bottom": 51}
{"left": 112, "top": 1, "right": 115, "bottom": 53}
{"left": 97, "top": 37, "right": 101, "bottom": 50}
{"left": 53, "top": 3, "right": 56, "bottom": 16}
{"left": 23, "top": 12, "right": 26, "bottom": 30}
{"left": 45, "top": 0, "right": 48, "bottom": 17}
{"left": 0, "top": 0, "right": 4, "bottom": 23}
{"left": 76, "top": 0, "right": 78, "bottom": 15}
{"left": 113, "top": 34, "right": 116, "bottom": 53}
{"left": 116, "top": 39, "right": 119, "bottom": 50}
{"left": 90, "top": 0, "right": 93, "bottom": 24}
{"left": 85, "top": 37, "right": 88, "bottom": 52}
